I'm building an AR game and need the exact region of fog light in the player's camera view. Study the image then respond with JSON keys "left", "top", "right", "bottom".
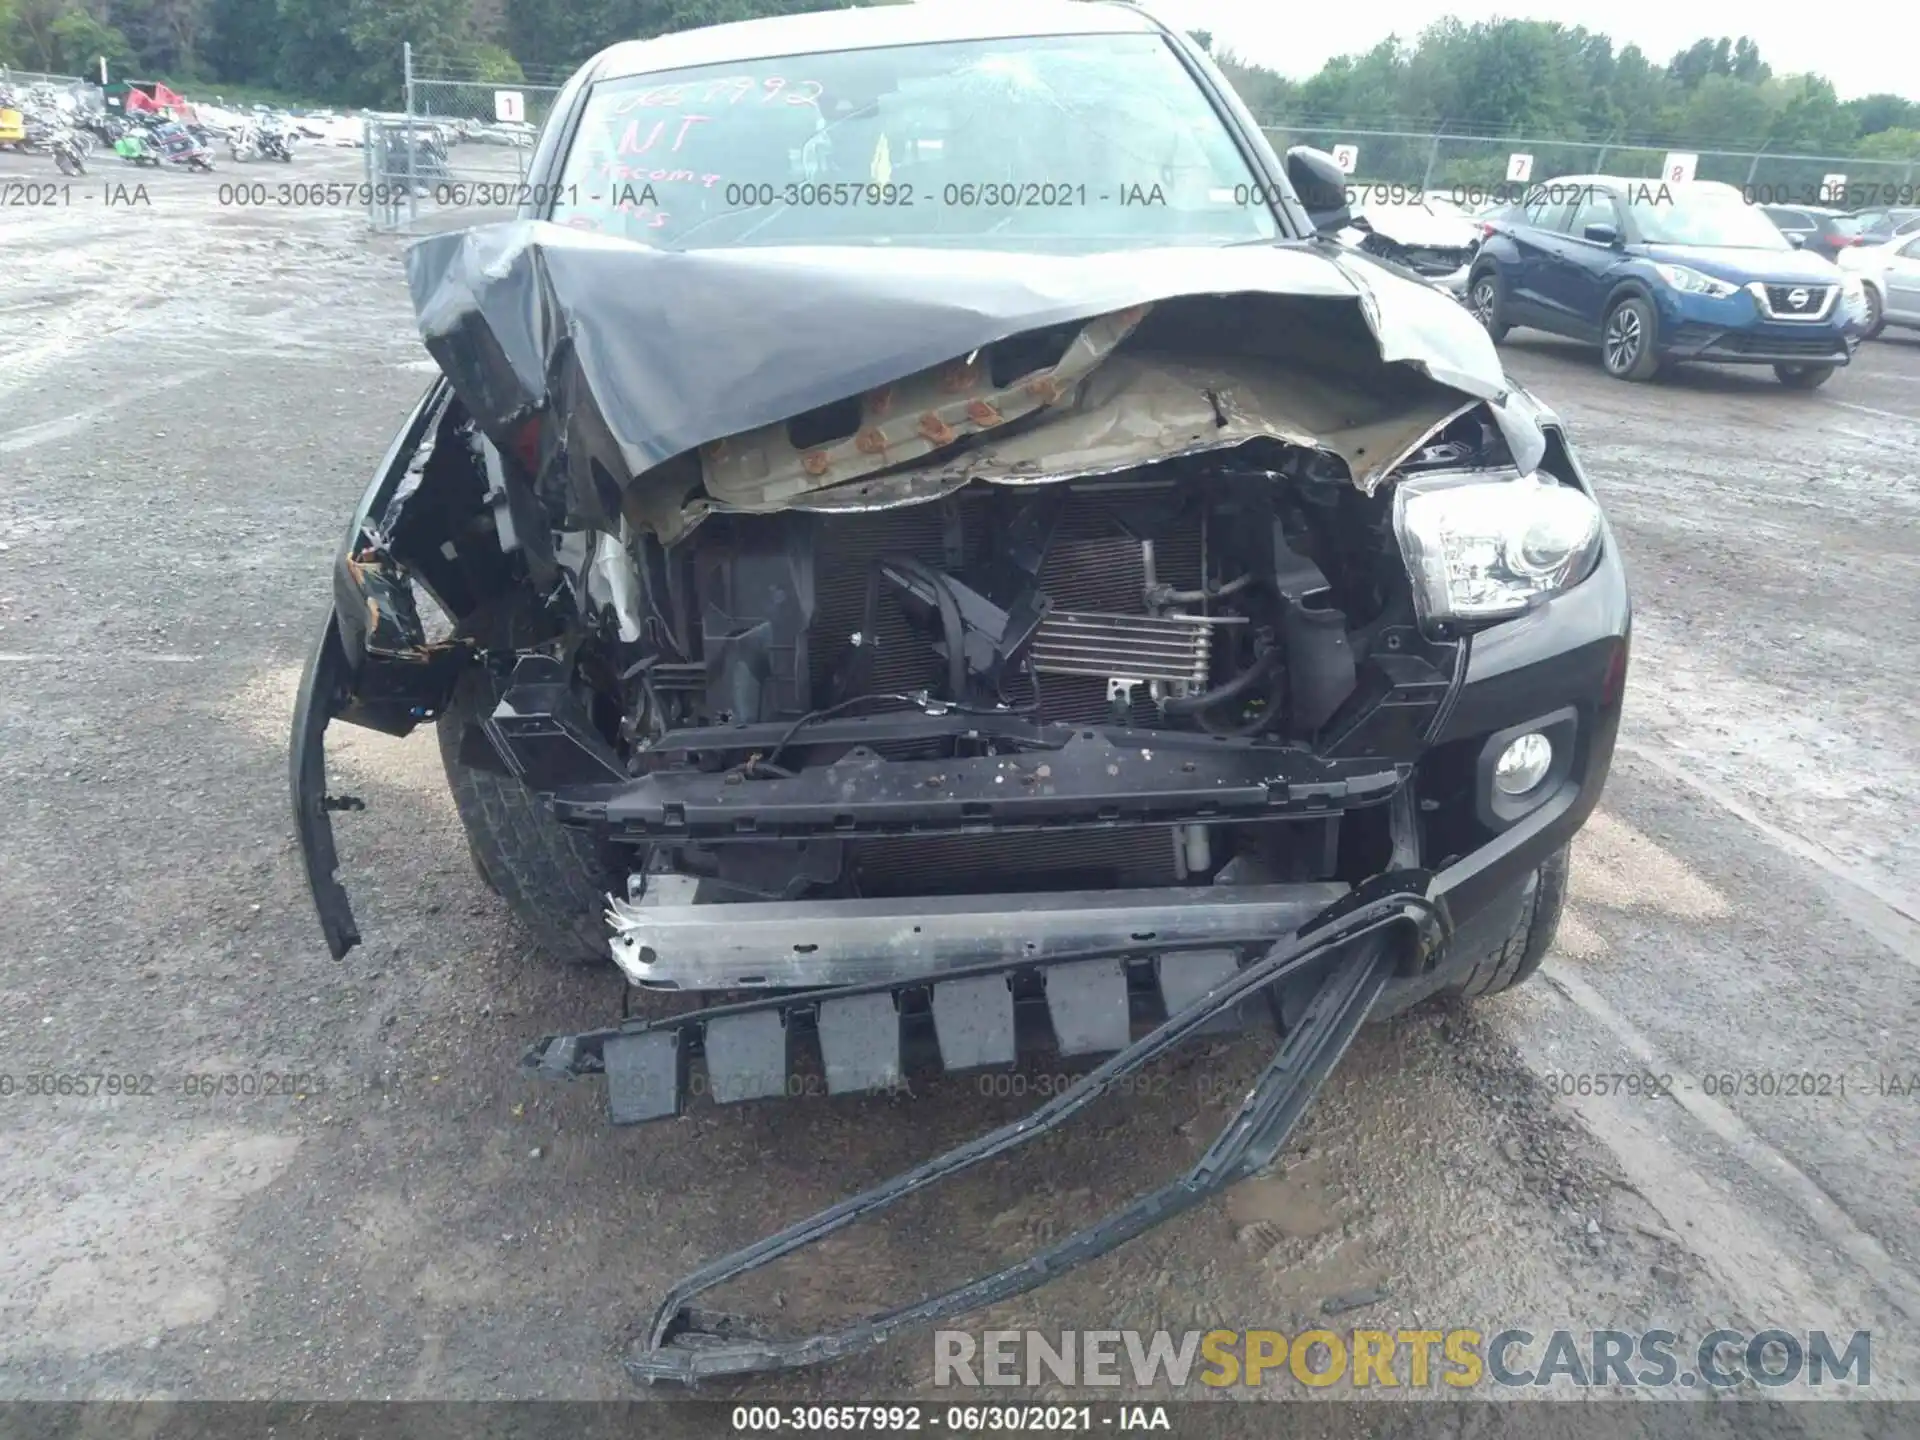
{"left": 1494, "top": 733, "right": 1553, "bottom": 795}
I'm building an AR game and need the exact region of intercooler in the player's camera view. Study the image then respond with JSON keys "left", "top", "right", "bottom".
{"left": 810, "top": 484, "right": 1207, "bottom": 892}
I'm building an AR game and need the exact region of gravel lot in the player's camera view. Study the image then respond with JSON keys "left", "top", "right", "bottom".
{"left": 2, "top": 147, "right": 1916, "bottom": 1424}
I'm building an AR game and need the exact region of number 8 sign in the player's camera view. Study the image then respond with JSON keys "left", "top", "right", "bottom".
{"left": 1662, "top": 152, "right": 1698, "bottom": 184}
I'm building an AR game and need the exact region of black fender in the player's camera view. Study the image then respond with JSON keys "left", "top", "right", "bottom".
{"left": 1601, "top": 276, "right": 1660, "bottom": 330}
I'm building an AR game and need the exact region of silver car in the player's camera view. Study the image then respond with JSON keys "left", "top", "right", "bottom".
{"left": 1835, "top": 230, "right": 1920, "bottom": 339}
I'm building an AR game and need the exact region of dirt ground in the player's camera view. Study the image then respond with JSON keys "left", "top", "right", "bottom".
{"left": 2, "top": 146, "right": 1917, "bottom": 1426}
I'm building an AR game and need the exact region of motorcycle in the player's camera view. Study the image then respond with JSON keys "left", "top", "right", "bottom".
{"left": 152, "top": 119, "right": 215, "bottom": 171}
{"left": 228, "top": 118, "right": 295, "bottom": 163}
{"left": 50, "top": 125, "right": 87, "bottom": 176}
{"left": 379, "top": 128, "right": 450, "bottom": 193}
{"left": 227, "top": 119, "right": 262, "bottom": 162}
{"left": 112, "top": 122, "right": 162, "bottom": 167}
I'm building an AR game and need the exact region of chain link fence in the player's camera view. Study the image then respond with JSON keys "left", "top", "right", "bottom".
{"left": 0, "top": 66, "right": 101, "bottom": 115}
{"left": 0, "top": 66, "right": 87, "bottom": 90}
{"left": 1261, "top": 125, "right": 1918, "bottom": 209}
{"left": 365, "top": 44, "right": 566, "bottom": 231}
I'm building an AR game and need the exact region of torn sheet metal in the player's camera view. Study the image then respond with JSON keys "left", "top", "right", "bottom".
{"left": 405, "top": 222, "right": 1544, "bottom": 539}
{"left": 694, "top": 349, "right": 1477, "bottom": 527}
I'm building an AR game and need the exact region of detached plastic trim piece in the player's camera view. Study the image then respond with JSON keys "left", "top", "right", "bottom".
{"left": 624, "top": 882, "right": 1435, "bottom": 1383}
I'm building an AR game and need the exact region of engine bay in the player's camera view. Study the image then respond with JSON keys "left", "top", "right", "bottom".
{"left": 434, "top": 413, "right": 1518, "bottom": 913}
{"left": 639, "top": 458, "right": 1381, "bottom": 744}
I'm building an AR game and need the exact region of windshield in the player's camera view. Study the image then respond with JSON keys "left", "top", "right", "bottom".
{"left": 1628, "top": 187, "right": 1791, "bottom": 249}
{"left": 549, "top": 35, "right": 1281, "bottom": 251}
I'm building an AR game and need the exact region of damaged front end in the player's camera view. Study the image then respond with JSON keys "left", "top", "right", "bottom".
{"left": 292, "top": 220, "right": 1626, "bottom": 1378}
{"left": 1341, "top": 200, "right": 1485, "bottom": 300}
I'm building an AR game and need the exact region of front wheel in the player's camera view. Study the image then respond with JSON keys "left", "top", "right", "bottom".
{"left": 1774, "top": 363, "right": 1835, "bottom": 390}
{"left": 1601, "top": 295, "right": 1662, "bottom": 381}
{"left": 1456, "top": 847, "right": 1570, "bottom": 999}
{"left": 1860, "top": 284, "right": 1886, "bottom": 341}
{"left": 436, "top": 665, "right": 625, "bottom": 966}
{"left": 1468, "top": 270, "right": 1509, "bottom": 343}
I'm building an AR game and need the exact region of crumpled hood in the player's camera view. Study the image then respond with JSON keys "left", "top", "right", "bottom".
{"left": 1348, "top": 201, "right": 1482, "bottom": 251}
{"left": 404, "top": 220, "right": 1544, "bottom": 535}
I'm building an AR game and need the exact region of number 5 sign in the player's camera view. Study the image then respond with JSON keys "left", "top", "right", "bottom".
{"left": 1330, "top": 144, "right": 1359, "bottom": 175}
{"left": 1661, "top": 152, "right": 1698, "bottom": 184}
{"left": 494, "top": 90, "right": 525, "bottom": 123}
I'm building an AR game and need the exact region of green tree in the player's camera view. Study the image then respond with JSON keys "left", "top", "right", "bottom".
{"left": 270, "top": 0, "right": 361, "bottom": 97}
{"left": 1843, "top": 94, "right": 1919, "bottom": 139}
{"left": 7, "top": 0, "right": 62, "bottom": 67}
{"left": 1675, "top": 72, "right": 1772, "bottom": 145}
{"left": 49, "top": 6, "right": 135, "bottom": 73}
{"left": 340, "top": 0, "right": 470, "bottom": 102}
{"left": 1854, "top": 126, "right": 1920, "bottom": 159}
{"left": 1762, "top": 75, "right": 1854, "bottom": 151}
{"left": 205, "top": 0, "right": 277, "bottom": 84}
{"left": 110, "top": 0, "right": 210, "bottom": 77}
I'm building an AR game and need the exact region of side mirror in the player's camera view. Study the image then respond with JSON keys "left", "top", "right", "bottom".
{"left": 1583, "top": 222, "right": 1621, "bottom": 247}
{"left": 1285, "top": 146, "right": 1352, "bottom": 235}
{"left": 1786, "top": 232, "right": 1805, "bottom": 248}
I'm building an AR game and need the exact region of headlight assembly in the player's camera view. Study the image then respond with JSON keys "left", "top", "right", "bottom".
{"left": 1392, "top": 471, "right": 1604, "bottom": 628}
{"left": 1651, "top": 262, "right": 1738, "bottom": 298}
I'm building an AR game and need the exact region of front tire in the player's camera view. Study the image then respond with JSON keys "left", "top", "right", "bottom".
{"left": 1469, "top": 269, "right": 1509, "bottom": 343}
{"left": 1860, "top": 284, "right": 1886, "bottom": 341}
{"left": 436, "top": 665, "right": 623, "bottom": 966}
{"left": 1601, "top": 296, "right": 1662, "bottom": 381}
{"left": 1774, "top": 363, "right": 1835, "bottom": 390}
{"left": 1456, "top": 847, "right": 1570, "bottom": 999}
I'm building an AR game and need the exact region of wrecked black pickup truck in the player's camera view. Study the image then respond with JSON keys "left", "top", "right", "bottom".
{"left": 290, "top": 1, "right": 1628, "bottom": 1384}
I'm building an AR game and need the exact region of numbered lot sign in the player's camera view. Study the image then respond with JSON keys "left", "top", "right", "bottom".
{"left": 1820, "top": 173, "right": 1847, "bottom": 204}
{"left": 1330, "top": 144, "right": 1359, "bottom": 175}
{"left": 494, "top": 90, "right": 525, "bottom": 124}
{"left": 1662, "top": 152, "right": 1698, "bottom": 184}
{"left": 1506, "top": 153, "right": 1534, "bottom": 183}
